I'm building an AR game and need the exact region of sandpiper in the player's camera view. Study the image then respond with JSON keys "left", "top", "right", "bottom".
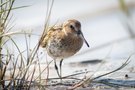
{"left": 40, "top": 19, "right": 89, "bottom": 79}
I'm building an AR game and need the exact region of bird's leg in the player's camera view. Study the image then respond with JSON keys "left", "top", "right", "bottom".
{"left": 60, "top": 59, "right": 63, "bottom": 80}
{"left": 54, "top": 60, "right": 61, "bottom": 78}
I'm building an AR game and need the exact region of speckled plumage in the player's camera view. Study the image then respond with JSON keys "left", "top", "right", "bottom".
{"left": 40, "top": 19, "right": 89, "bottom": 78}
{"left": 41, "top": 19, "right": 87, "bottom": 59}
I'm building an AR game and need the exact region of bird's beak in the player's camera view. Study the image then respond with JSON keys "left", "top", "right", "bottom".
{"left": 78, "top": 30, "right": 89, "bottom": 47}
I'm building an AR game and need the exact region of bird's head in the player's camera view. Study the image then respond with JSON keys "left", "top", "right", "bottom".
{"left": 62, "top": 19, "right": 89, "bottom": 47}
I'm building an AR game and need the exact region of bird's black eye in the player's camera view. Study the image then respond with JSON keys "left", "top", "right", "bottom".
{"left": 70, "top": 25, "right": 74, "bottom": 30}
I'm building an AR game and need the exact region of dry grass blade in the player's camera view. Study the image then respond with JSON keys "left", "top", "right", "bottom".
{"left": 34, "top": 60, "right": 53, "bottom": 81}
{"left": 92, "top": 58, "right": 130, "bottom": 81}
{"left": 68, "top": 55, "right": 131, "bottom": 90}
{"left": 2, "top": 0, "right": 15, "bottom": 26}
{"left": 0, "top": 0, "right": 10, "bottom": 8}
{"left": 0, "top": 5, "right": 29, "bottom": 14}
{"left": 27, "top": 63, "right": 36, "bottom": 90}
{"left": 1, "top": 51, "right": 11, "bottom": 87}
{"left": 39, "top": 0, "right": 54, "bottom": 45}
{"left": 0, "top": 31, "right": 40, "bottom": 37}
{"left": 0, "top": 0, "right": 54, "bottom": 89}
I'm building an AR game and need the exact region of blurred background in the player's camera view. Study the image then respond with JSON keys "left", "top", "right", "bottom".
{"left": 10, "top": 0, "right": 135, "bottom": 78}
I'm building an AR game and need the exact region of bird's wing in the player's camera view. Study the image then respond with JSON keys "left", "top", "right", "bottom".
{"left": 40, "top": 26, "right": 62, "bottom": 48}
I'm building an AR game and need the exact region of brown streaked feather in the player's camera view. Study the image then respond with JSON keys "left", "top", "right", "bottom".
{"left": 40, "top": 26, "right": 62, "bottom": 48}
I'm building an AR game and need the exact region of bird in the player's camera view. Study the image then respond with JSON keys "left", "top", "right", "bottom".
{"left": 40, "top": 19, "right": 89, "bottom": 79}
